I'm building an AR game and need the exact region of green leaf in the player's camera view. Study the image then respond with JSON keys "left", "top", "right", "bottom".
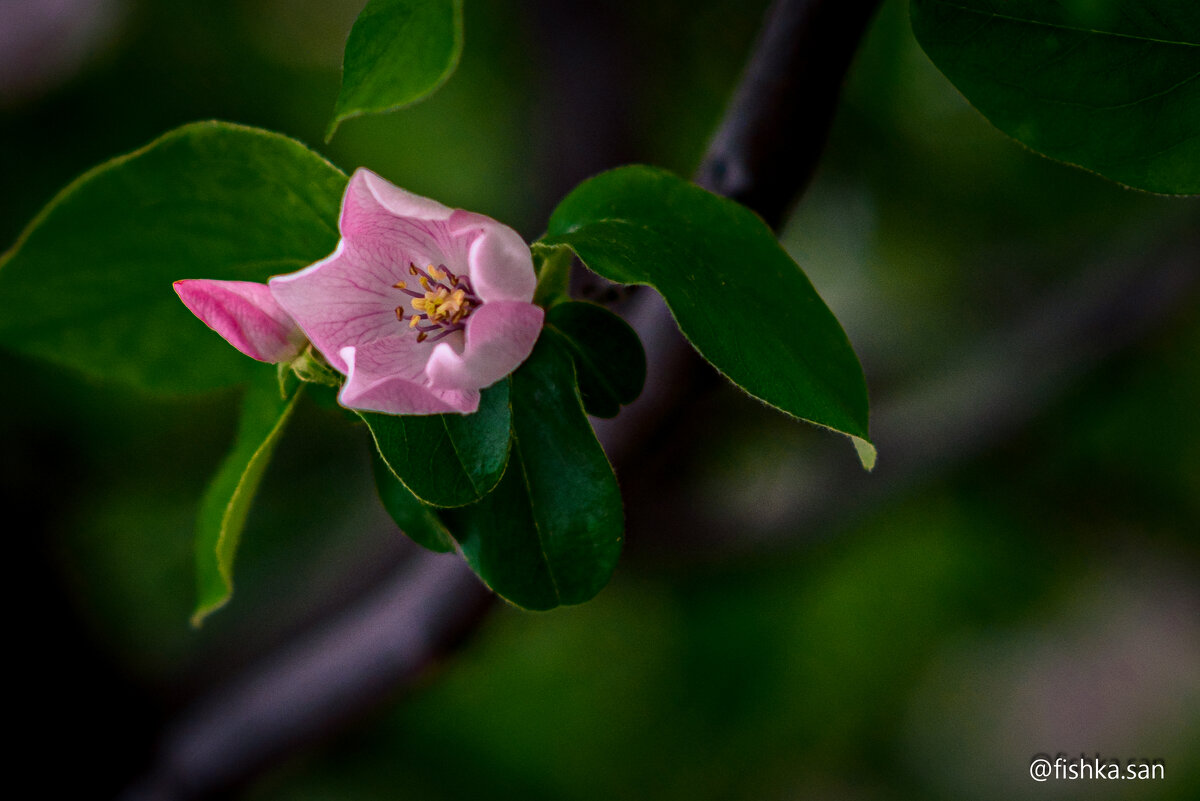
{"left": 192, "top": 371, "right": 304, "bottom": 626}
{"left": 910, "top": 0, "right": 1200, "bottom": 194}
{"left": 531, "top": 241, "right": 573, "bottom": 308}
{"left": 371, "top": 451, "right": 455, "bottom": 552}
{"left": 360, "top": 380, "right": 513, "bottom": 508}
{"left": 542, "top": 165, "right": 874, "bottom": 467}
{"left": 328, "top": 0, "right": 464, "bottom": 139}
{"left": 0, "top": 121, "right": 347, "bottom": 394}
{"left": 443, "top": 331, "right": 624, "bottom": 610}
{"left": 546, "top": 301, "right": 646, "bottom": 418}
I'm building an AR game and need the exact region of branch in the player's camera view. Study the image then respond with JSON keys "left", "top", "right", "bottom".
{"left": 625, "top": 226, "right": 1200, "bottom": 555}
{"left": 122, "top": 550, "right": 493, "bottom": 801}
{"left": 695, "top": 0, "right": 882, "bottom": 227}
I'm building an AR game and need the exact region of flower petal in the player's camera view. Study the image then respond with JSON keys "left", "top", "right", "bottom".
{"left": 340, "top": 343, "right": 479, "bottom": 415}
{"left": 269, "top": 240, "right": 407, "bottom": 374}
{"left": 174, "top": 279, "right": 304, "bottom": 363}
{"left": 342, "top": 168, "right": 453, "bottom": 234}
{"left": 425, "top": 301, "right": 544, "bottom": 391}
{"left": 450, "top": 210, "right": 537, "bottom": 302}
{"left": 342, "top": 181, "right": 473, "bottom": 272}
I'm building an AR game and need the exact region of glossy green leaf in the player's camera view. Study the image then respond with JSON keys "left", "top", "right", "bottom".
{"left": 542, "top": 165, "right": 874, "bottom": 467}
{"left": 547, "top": 301, "right": 646, "bottom": 418}
{"left": 193, "top": 372, "right": 303, "bottom": 626}
{"left": 371, "top": 451, "right": 455, "bottom": 552}
{"left": 328, "top": 0, "right": 464, "bottom": 139}
{"left": 0, "top": 122, "right": 347, "bottom": 394}
{"left": 360, "top": 380, "right": 512, "bottom": 508}
{"left": 910, "top": 0, "right": 1200, "bottom": 194}
{"left": 443, "top": 332, "right": 624, "bottom": 610}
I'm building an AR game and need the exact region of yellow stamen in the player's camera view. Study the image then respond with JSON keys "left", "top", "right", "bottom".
{"left": 395, "top": 266, "right": 477, "bottom": 337}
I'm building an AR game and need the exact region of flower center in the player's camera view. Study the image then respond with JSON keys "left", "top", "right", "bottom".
{"left": 394, "top": 263, "right": 482, "bottom": 343}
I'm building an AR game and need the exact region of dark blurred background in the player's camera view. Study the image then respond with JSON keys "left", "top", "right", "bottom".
{"left": 2, "top": 0, "right": 1197, "bottom": 799}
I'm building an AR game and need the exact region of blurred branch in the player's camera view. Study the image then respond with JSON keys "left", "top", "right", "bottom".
{"left": 118, "top": 1, "right": 884, "bottom": 798}
{"left": 122, "top": 546, "right": 492, "bottom": 801}
{"left": 695, "top": 0, "right": 882, "bottom": 228}
{"left": 628, "top": 227, "right": 1200, "bottom": 554}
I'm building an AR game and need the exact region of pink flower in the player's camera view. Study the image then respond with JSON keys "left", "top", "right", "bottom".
{"left": 174, "top": 279, "right": 306, "bottom": 364}
{"left": 269, "top": 169, "right": 543, "bottom": 415}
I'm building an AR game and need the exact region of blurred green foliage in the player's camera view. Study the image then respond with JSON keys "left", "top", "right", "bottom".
{"left": 2, "top": 0, "right": 1197, "bottom": 798}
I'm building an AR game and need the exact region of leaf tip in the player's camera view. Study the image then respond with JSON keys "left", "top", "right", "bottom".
{"left": 189, "top": 596, "right": 228, "bottom": 628}
{"left": 852, "top": 436, "right": 877, "bottom": 472}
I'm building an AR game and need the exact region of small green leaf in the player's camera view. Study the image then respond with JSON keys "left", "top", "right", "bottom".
{"left": 542, "top": 165, "right": 873, "bottom": 467}
{"left": 547, "top": 301, "right": 646, "bottom": 418}
{"left": 371, "top": 451, "right": 455, "bottom": 552}
{"left": 910, "top": 0, "right": 1200, "bottom": 194}
{"left": 360, "top": 380, "right": 512, "bottom": 508}
{"left": 531, "top": 241, "right": 573, "bottom": 308}
{"left": 193, "top": 371, "right": 303, "bottom": 626}
{"left": 328, "top": 0, "right": 464, "bottom": 139}
{"left": 0, "top": 121, "right": 347, "bottom": 394}
{"left": 443, "top": 332, "right": 624, "bottom": 610}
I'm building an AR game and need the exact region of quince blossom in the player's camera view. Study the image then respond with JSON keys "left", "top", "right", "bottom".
{"left": 175, "top": 169, "right": 543, "bottom": 415}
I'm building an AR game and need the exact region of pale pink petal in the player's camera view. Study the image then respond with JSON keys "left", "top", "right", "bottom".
{"left": 343, "top": 331, "right": 432, "bottom": 384}
{"left": 341, "top": 170, "right": 469, "bottom": 265}
{"left": 174, "top": 279, "right": 304, "bottom": 363}
{"left": 340, "top": 344, "right": 479, "bottom": 415}
{"left": 449, "top": 210, "right": 536, "bottom": 302}
{"left": 345, "top": 168, "right": 453, "bottom": 228}
{"left": 425, "top": 301, "right": 544, "bottom": 391}
{"left": 269, "top": 240, "right": 407, "bottom": 374}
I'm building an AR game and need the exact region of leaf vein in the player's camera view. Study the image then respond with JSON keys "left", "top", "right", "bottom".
{"left": 924, "top": 0, "right": 1200, "bottom": 47}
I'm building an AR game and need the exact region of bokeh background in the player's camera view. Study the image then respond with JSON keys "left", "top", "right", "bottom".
{"left": 2, "top": 0, "right": 1198, "bottom": 798}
